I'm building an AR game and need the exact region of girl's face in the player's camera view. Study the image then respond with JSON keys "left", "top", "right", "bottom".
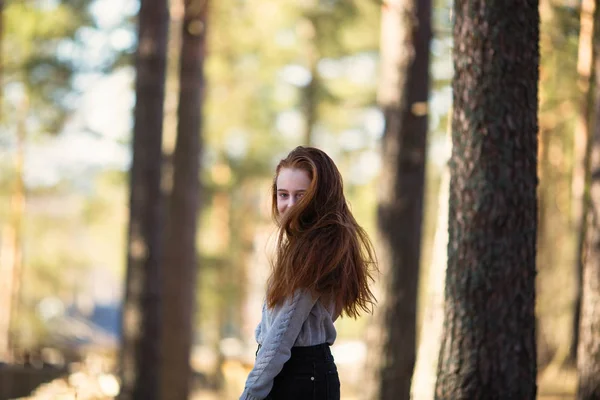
{"left": 276, "top": 167, "right": 311, "bottom": 215}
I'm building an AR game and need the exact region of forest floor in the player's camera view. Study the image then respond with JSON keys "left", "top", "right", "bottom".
{"left": 11, "top": 358, "right": 578, "bottom": 400}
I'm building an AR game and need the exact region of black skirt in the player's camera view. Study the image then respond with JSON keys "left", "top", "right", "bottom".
{"left": 264, "top": 343, "right": 340, "bottom": 400}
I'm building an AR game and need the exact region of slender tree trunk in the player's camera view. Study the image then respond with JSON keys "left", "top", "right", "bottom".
{"left": 301, "top": 13, "right": 318, "bottom": 147}
{"left": 8, "top": 95, "right": 26, "bottom": 354}
{"left": 302, "top": 60, "right": 318, "bottom": 147}
{"left": 577, "top": 15, "right": 600, "bottom": 398}
{"left": 371, "top": 1, "right": 431, "bottom": 399}
{"left": 163, "top": 0, "right": 184, "bottom": 157}
{"left": 0, "top": 223, "right": 14, "bottom": 360}
{"left": 119, "top": 0, "right": 169, "bottom": 399}
{"left": 0, "top": 3, "right": 6, "bottom": 358}
{"left": 536, "top": 0, "right": 562, "bottom": 369}
{"left": 0, "top": 94, "right": 26, "bottom": 361}
{"left": 160, "top": 1, "right": 207, "bottom": 399}
{"left": 0, "top": 0, "right": 3, "bottom": 112}
{"left": 411, "top": 125, "right": 451, "bottom": 400}
{"left": 570, "top": 0, "right": 598, "bottom": 365}
{"left": 435, "top": 1, "right": 539, "bottom": 399}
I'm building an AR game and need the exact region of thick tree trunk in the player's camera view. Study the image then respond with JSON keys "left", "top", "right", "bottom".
{"left": 434, "top": 1, "right": 539, "bottom": 399}
{"left": 119, "top": 0, "right": 169, "bottom": 399}
{"left": 570, "top": 0, "right": 597, "bottom": 365}
{"left": 160, "top": 1, "right": 207, "bottom": 399}
{"left": 435, "top": 0, "right": 539, "bottom": 398}
{"left": 371, "top": 1, "right": 431, "bottom": 399}
{"left": 577, "top": 14, "right": 600, "bottom": 397}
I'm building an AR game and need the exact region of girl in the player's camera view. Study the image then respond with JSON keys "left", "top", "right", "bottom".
{"left": 240, "top": 146, "right": 378, "bottom": 400}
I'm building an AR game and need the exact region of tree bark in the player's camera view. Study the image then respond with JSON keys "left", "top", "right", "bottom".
{"left": 434, "top": 1, "right": 539, "bottom": 399}
{"left": 371, "top": 0, "right": 431, "bottom": 399}
{"left": 160, "top": 1, "right": 207, "bottom": 399}
{"left": 119, "top": 0, "right": 169, "bottom": 399}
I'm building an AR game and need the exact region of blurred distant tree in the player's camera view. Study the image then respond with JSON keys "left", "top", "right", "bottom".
{"left": 0, "top": 0, "right": 3, "bottom": 110}
{"left": 119, "top": 0, "right": 169, "bottom": 399}
{"left": 0, "top": 0, "right": 99, "bottom": 360}
{"left": 368, "top": 1, "right": 431, "bottom": 399}
{"left": 435, "top": 1, "right": 538, "bottom": 398}
{"left": 295, "top": 0, "right": 379, "bottom": 146}
{"left": 411, "top": 120, "right": 450, "bottom": 400}
{"left": 577, "top": 2, "right": 600, "bottom": 396}
{"left": 160, "top": 0, "right": 207, "bottom": 399}
{"left": 0, "top": 100, "right": 24, "bottom": 362}
{"left": 297, "top": 1, "right": 359, "bottom": 145}
{"left": 569, "top": 0, "right": 597, "bottom": 365}
{"left": 536, "top": 0, "right": 581, "bottom": 369}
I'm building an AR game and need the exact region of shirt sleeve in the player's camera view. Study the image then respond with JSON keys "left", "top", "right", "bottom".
{"left": 239, "top": 289, "right": 318, "bottom": 400}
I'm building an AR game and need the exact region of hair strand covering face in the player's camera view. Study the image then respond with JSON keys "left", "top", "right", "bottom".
{"left": 267, "top": 146, "right": 378, "bottom": 319}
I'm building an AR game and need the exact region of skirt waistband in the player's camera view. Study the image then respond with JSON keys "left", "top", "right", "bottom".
{"left": 257, "top": 343, "right": 333, "bottom": 361}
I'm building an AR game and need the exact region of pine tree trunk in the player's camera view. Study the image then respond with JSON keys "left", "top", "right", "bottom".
{"left": 119, "top": 0, "right": 169, "bottom": 398}
{"left": 434, "top": 1, "right": 539, "bottom": 399}
{"left": 302, "top": 58, "right": 318, "bottom": 147}
{"left": 371, "top": 0, "right": 431, "bottom": 399}
{"left": 411, "top": 129, "right": 451, "bottom": 400}
{"left": 577, "top": 12, "right": 600, "bottom": 396}
{"left": 0, "top": 224, "right": 14, "bottom": 360}
{"left": 570, "top": 0, "right": 597, "bottom": 365}
{"left": 0, "top": 0, "right": 6, "bottom": 360}
{"left": 160, "top": 1, "right": 207, "bottom": 399}
{"left": 0, "top": 94, "right": 26, "bottom": 361}
{"left": 0, "top": 0, "right": 3, "bottom": 111}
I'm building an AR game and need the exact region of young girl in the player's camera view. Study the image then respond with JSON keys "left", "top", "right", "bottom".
{"left": 240, "top": 146, "right": 378, "bottom": 400}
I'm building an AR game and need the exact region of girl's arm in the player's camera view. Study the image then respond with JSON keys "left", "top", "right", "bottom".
{"left": 240, "top": 289, "right": 317, "bottom": 400}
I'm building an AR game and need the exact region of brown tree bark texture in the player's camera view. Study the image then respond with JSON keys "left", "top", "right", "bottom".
{"left": 435, "top": 1, "right": 539, "bottom": 399}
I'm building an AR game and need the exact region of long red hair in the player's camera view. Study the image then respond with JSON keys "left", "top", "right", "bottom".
{"left": 266, "top": 146, "right": 378, "bottom": 318}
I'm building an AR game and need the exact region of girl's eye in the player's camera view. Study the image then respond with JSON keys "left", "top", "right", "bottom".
{"left": 279, "top": 193, "right": 288, "bottom": 199}
{"left": 296, "top": 193, "right": 304, "bottom": 199}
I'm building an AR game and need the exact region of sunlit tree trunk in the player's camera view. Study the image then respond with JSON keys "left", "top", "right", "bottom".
{"left": 0, "top": 2, "right": 15, "bottom": 361}
{"left": 411, "top": 126, "right": 450, "bottom": 400}
{"left": 435, "top": 1, "right": 539, "bottom": 398}
{"left": 0, "top": 222, "right": 14, "bottom": 360}
{"left": 0, "top": 93, "right": 26, "bottom": 362}
{"left": 302, "top": 57, "right": 318, "bottom": 147}
{"left": 570, "top": 0, "right": 598, "bottom": 365}
{"left": 119, "top": 0, "right": 169, "bottom": 398}
{"left": 369, "top": 1, "right": 431, "bottom": 399}
{"left": 160, "top": 0, "right": 207, "bottom": 399}
{"left": 535, "top": 0, "right": 569, "bottom": 369}
{"left": 163, "top": 0, "right": 184, "bottom": 156}
{"left": 0, "top": 0, "right": 3, "bottom": 111}
{"left": 299, "top": 8, "right": 319, "bottom": 147}
{"left": 577, "top": 13, "right": 600, "bottom": 397}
